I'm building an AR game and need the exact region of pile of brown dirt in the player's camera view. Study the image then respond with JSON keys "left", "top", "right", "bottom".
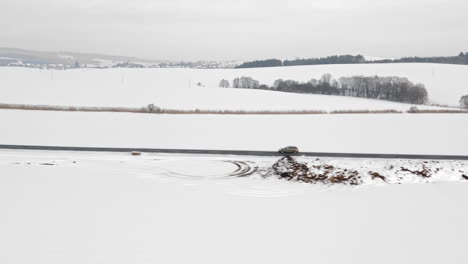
{"left": 400, "top": 164, "right": 432, "bottom": 178}
{"left": 272, "top": 156, "right": 362, "bottom": 185}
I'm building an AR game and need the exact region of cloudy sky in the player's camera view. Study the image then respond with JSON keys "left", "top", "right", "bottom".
{"left": 1, "top": 0, "right": 467, "bottom": 61}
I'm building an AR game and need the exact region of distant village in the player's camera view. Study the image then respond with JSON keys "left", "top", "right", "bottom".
{"left": 1, "top": 59, "right": 239, "bottom": 70}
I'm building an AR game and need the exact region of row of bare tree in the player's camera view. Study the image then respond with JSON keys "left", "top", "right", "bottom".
{"left": 222, "top": 74, "right": 429, "bottom": 104}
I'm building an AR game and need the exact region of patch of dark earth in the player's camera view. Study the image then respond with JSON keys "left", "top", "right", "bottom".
{"left": 269, "top": 156, "right": 362, "bottom": 185}
{"left": 263, "top": 156, "right": 467, "bottom": 185}
{"left": 12, "top": 161, "right": 77, "bottom": 165}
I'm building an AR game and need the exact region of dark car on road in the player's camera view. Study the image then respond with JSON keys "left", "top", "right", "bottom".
{"left": 278, "top": 146, "right": 299, "bottom": 154}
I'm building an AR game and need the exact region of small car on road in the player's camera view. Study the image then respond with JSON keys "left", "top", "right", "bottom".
{"left": 278, "top": 146, "right": 299, "bottom": 154}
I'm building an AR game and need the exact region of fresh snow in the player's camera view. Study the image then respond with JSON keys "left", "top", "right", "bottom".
{"left": 1, "top": 64, "right": 467, "bottom": 110}
{"left": 2, "top": 63, "right": 468, "bottom": 264}
{"left": 1, "top": 149, "right": 468, "bottom": 264}
{"left": 2, "top": 109, "right": 468, "bottom": 155}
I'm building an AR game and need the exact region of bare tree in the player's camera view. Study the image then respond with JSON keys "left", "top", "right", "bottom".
{"left": 219, "top": 79, "right": 230, "bottom": 88}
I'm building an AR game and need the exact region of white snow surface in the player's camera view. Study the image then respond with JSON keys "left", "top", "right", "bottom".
{"left": 2, "top": 109, "right": 468, "bottom": 155}
{"left": 1, "top": 64, "right": 467, "bottom": 110}
{"left": 1, "top": 149, "right": 468, "bottom": 264}
{"left": 2, "top": 63, "right": 468, "bottom": 264}
{"left": 363, "top": 55, "right": 395, "bottom": 61}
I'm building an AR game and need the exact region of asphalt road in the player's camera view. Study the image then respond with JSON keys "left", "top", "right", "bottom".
{"left": 1, "top": 144, "right": 468, "bottom": 160}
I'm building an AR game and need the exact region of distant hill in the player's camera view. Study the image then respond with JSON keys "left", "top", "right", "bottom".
{"left": 0, "top": 47, "right": 239, "bottom": 69}
{"left": 0, "top": 48, "right": 164, "bottom": 68}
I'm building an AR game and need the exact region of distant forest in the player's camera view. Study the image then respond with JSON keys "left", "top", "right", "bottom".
{"left": 235, "top": 52, "right": 468, "bottom": 68}
{"left": 222, "top": 74, "right": 428, "bottom": 105}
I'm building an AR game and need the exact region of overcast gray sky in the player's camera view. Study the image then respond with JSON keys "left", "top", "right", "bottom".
{"left": 1, "top": 0, "right": 467, "bottom": 61}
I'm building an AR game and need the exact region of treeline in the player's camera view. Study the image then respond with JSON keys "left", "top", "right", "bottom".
{"left": 226, "top": 74, "right": 428, "bottom": 104}
{"left": 235, "top": 52, "right": 468, "bottom": 68}
{"left": 377, "top": 52, "right": 468, "bottom": 65}
{"left": 235, "top": 59, "right": 283, "bottom": 68}
{"left": 235, "top": 55, "right": 364, "bottom": 68}
{"left": 283, "top": 55, "right": 365, "bottom": 66}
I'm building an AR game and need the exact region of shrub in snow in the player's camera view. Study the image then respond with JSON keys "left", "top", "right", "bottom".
{"left": 146, "top": 104, "right": 161, "bottom": 112}
{"left": 408, "top": 106, "right": 419, "bottom": 113}
{"left": 232, "top": 77, "right": 260, "bottom": 89}
{"left": 460, "top": 95, "right": 468, "bottom": 109}
{"left": 219, "top": 79, "right": 230, "bottom": 88}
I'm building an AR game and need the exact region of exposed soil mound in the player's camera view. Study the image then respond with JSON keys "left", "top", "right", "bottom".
{"left": 368, "top": 171, "right": 387, "bottom": 182}
{"left": 400, "top": 164, "right": 432, "bottom": 178}
{"left": 272, "top": 156, "right": 362, "bottom": 185}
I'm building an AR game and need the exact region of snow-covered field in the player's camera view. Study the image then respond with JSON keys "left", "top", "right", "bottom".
{"left": 1, "top": 149, "right": 468, "bottom": 264}
{"left": 1, "top": 63, "right": 467, "bottom": 111}
{"left": 2, "top": 64, "right": 468, "bottom": 264}
{"left": 2, "top": 109, "right": 468, "bottom": 155}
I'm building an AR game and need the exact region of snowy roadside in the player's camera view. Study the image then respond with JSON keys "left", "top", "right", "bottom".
{"left": 2, "top": 109, "right": 468, "bottom": 156}
{"left": 2, "top": 150, "right": 467, "bottom": 188}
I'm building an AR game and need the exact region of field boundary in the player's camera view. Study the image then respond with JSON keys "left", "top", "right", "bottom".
{"left": 1, "top": 103, "right": 467, "bottom": 115}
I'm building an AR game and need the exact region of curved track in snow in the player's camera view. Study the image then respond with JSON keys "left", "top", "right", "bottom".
{"left": 153, "top": 160, "right": 258, "bottom": 180}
